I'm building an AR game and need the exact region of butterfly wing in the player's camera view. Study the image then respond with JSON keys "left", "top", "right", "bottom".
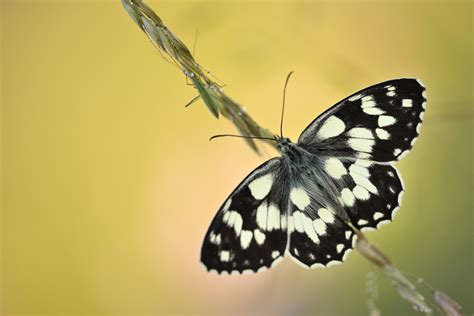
{"left": 286, "top": 79, "right": 425, "bottom": 267}
{"left": 298, "top": 79, "right": 426, "bottom": 162}
{"left": 286, "top": 175, "right": 357, "bottom": 268}
{"left": 200, "top": 158, "right": 290, "bottom": 274}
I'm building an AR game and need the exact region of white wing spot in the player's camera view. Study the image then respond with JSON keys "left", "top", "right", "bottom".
{"left": 313, "top": 218, "right": 327, "bottom": 236}
{"left": 348, "top": 138, "right": 375, "bottom": 153}
{"left": 272, "top": 250, "right": 280, "bottom": 259}
{"left": 349, "top": 94, "right": 363, "bottom": 101}
{"left": 363, "top": 107, "right": 385, "bottom": 115}
{"left": 248, "top": 174, "right": 273, "bottom": 200}
{"left": 240, "top": 230, "right": 253, "bottom": 249}
{"left": 209, "top": 232, "right": 221, "bottom": 245}
{"left": 303, "top": 213, "right": 320, "bottom": 243}
{"left": 386, "top": 85, "right": 396, "bottom": 91}
{"left": 254, "top": 229, "right": 266, "bottom": 245}
{"left": 357, "top": 219, "right": 369, "bottom": 226}
{"left": 222, "top": 198, "right": 232, "bottom": 212}
{"left": 341, "top": 188, "right": 355, "bottom": 207}
{"left": 353, "top": 185, "right": 370, "bottom": 200}
{"left": 233, "top": 212, "right": 243, "bottom": 235}
{"left": 373, "top": 212, "right": 384, "bottom": 220}
{"left": 361, "top": 95, "right": 376, "bottom": 108}
{"left": 350, "top": 163, "right": 370, "bottom": 177}
{"left": 394, "top": 148, "right": 402, "bottom": 156}
{"left": 348, "top": 127, "right": 374, "bottom": 139}
{"left": 290, "top": 187, "right": 311, "bottom": 210}
{"left": 402, "top": 99, "right": 413, "bottom": 107}
{"left": 336, "top": 244, "right": 344, "bottom": 253}
{"left": 280, "top": 215, "right": 287, "bottom": 229}
{"left": 324, "top": 157, "right": 347, "bottom": 179}
{"left": 225, "top": 211, "right": 238, "bottom": 228}
{"left": 256, "top": 202, "right": 268, "bottom": 230}
{"left": 345, "top": 230, "right": 352, "bottom": 239}
{"left": 318, "top": 208, "right": 336, "bottom": 224}
{"left": 317, "top": 116, "right": 346, "bottom": 139}
{"left": 267, "top": 204, "right": 281, "bottom": 231}
{"left": 220, "top": 251, "right": 230, "bottom": 262}
{"left": 292, "top": 211, "right": 305, "bottom": 233}
{"left": 356, "top": 159, "right": 373, "bottom": 167}
{"left": 420, "top": 112, "right": 425, "bottom": 120}
{"left": 375, "top": 128, "right": 390, "bottom": 140}
{"left": 386, "top": 90, "right": 396, "bottom": 97}
{"left": 223, "top": 211, "right": 230, "bottom": 223}
{"left": 378, "top": 115, "right": 396, "bottom": 127}
{"left": 350, "top": 172, "right": 378, "bottom": 195}
{"left": 357, "top": 152, "right": 372, "bottom": 159}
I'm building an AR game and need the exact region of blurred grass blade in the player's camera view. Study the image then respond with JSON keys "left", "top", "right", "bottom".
{"left": 356, "top": 230, "right": 433, "bottom": 314}
{"left": 122, "top": 0, "right": 276, "bottom": 153}
{"left": 383, "top": 266, "right": 433, "bottom": 314}
{"left": 356, "top": 233, "right": 391, "bottom": 267}
{"left": 433, "top": 291, "right": 463, "bottom": 316}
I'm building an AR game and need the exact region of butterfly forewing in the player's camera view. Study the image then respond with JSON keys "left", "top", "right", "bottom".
{"left": 200, "top": 158, "right": 289, "bottom": 274}
{"left": 298, "top": 79, "right": 426, "bottom": 162}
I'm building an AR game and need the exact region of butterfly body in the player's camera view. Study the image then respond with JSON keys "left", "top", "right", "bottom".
{"left": 201, "top": 79, "right": 426, "bottom": 275}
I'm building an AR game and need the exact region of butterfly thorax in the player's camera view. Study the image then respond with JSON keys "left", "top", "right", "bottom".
{"left": 277, "top": 137, "right": 311, "bottom": 171}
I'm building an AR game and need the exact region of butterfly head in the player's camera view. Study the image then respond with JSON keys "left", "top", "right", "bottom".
{"left": 276, "top": 136, "right": 293, "bottom": 153}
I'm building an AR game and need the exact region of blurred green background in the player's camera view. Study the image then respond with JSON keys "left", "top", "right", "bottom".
{"left": 1, "top": 0, "right": 472, "bottom": 315}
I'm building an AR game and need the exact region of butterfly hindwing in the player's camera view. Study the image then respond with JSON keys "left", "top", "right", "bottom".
{"left": 315, "top": 156, "right": 405, "bottom": 230}
{"left": 338, "top": 159, "right": 404, "bottom": 231}
{"left": 298, "top": 79, "right": 426, "bottom": 162}
{"left": 200, "top": 158, "right": 289, "bottom": 274}
{"left": 287, "top": 184, "right": 357, "bottom": 268}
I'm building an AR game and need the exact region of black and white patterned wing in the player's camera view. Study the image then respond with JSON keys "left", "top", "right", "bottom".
{"left": 295, "top": 79, "right": 425, "bottom": 233}
{"left": 200, "top": 158, "right": 289, "bottom": 274}
{"left": 298, "top": 79, "right": 426, "bottom": 162}
{"left": 336, "top": 158, "right": 405, "bottom": 231}
{"left": 286, "top": 180, "right": 357, "bottom": 268}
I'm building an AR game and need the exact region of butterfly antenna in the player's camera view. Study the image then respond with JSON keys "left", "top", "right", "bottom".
{"left": 209, "top": 134, "right": 277, "bottom": 142}
{"left": 280, "top": 71, "right": 294, "bottom": 137}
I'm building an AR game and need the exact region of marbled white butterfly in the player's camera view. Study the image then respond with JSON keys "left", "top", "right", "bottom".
{"left": 201, "top": 77, "right": 426, "bottom": 275}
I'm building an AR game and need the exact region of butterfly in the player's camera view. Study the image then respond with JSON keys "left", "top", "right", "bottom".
{"left": 200, "top": 77, "right": 426, "bottom": 275}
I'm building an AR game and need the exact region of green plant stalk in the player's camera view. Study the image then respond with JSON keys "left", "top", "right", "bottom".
{"left": 122, "top": 0, "right": 275, "bottom": 153}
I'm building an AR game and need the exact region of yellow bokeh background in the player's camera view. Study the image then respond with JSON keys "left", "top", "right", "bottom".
{"left": 1, "top": 0, "right": 472, "bottom": 315}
